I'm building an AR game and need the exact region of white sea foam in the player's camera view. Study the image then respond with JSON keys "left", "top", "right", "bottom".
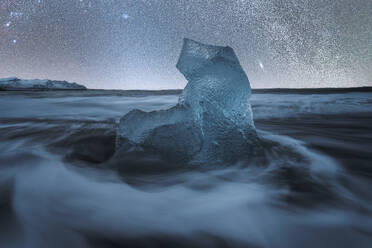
{"left": 0, "top": 91, "right": 371, "bottom": 247}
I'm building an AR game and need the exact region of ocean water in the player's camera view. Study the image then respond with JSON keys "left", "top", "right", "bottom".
{"left": 0, "top": 90, "right": 371, "bottom": 248}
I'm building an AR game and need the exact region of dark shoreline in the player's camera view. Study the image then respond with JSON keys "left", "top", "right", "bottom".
{"left": 252, "top": 86, "right": 372, "bottom": 94}
{"left": 87, "top": 86, "right": 372, "bottom": 94}
{"left": 0, "top": 88, "right": 87, "bottom": 91}
{"left": 1, "top": 87, "right": 371, "bottom": 98}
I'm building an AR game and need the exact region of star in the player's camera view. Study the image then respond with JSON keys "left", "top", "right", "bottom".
{"left": 0, "top": 0, "right": 370, "bottom": 89}
{"left": 9, "top": 12, "right": 23, "bottom": 18}
{"left": 258, "top": 61, "right": 264, "bottom": 70}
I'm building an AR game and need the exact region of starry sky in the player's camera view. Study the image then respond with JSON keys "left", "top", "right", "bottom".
{"left": 0, "top": 0, "right": 371, "bottom": 89}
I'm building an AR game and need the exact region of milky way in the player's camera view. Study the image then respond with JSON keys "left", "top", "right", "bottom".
{"left": 0, "top": 0, "right": 371, "bottom": 89}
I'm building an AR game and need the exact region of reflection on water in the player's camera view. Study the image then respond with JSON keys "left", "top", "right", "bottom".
{"left": 0, "top": 90, "right": 372, "bottom": 248}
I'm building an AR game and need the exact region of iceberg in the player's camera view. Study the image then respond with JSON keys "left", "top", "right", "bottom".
{"left": 116, "top": 38, "right": 260, "bottom": 165}
{"left": 0, "top": 77, "right": 87, "bottom": 90}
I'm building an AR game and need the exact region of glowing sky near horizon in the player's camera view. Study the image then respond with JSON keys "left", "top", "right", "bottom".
{"left": 0, "top": 0, "right": 371, "bottom": 89}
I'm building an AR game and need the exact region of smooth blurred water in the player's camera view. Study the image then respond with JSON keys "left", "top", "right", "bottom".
{"left": 0, "top": 90, "right": 371, "bottom": 248}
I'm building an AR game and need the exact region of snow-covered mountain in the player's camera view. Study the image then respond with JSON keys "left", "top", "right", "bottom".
{"left": 0, "top": 77, "right": 87, "bottom": 90}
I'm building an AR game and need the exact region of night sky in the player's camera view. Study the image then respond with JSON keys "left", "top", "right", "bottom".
{"left": 0, "top": 0, "right": 371, "bottom": 89}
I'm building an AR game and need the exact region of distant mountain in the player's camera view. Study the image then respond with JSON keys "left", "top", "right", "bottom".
{"left": 0, "top": 77, "right": 87, "bottom": 90}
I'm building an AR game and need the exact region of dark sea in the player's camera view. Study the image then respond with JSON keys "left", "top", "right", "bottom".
{"left": 0, "top": 89, "right": 371, "bottom": 248}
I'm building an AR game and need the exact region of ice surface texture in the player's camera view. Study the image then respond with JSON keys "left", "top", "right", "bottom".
{"left": 116, "top": 38, "right": 259, "bottom": 165}
{"left": 0, "top": 77, "right": 86, "bottom": 90}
